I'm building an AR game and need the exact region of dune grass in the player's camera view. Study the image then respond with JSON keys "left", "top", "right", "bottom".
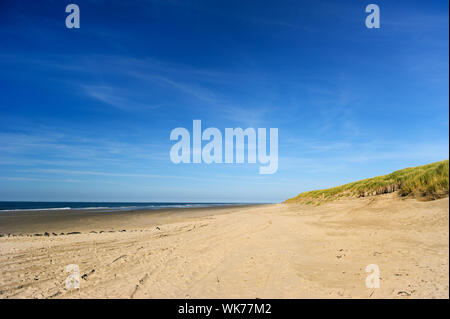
{"left": 285, "top": 160, "right": 449, "bottom": 204}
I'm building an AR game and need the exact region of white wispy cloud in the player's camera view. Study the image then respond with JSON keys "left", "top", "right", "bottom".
{"left": 83, "top": 85, "right": 162, "bottom": 111}
{"left": 0, "top": 177, "right": 83, "bottom": 183}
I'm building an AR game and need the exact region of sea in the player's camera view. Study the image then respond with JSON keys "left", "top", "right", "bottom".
{"left": 0, "top": 202, "right": 246, "bottom": 212}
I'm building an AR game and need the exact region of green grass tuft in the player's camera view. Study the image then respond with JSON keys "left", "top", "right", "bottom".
{"left": 285, "top": 160, "right": 449, "bottom": 204}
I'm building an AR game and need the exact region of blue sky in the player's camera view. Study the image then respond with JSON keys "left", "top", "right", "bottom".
{"left": 0, "top": 0, "right": 448, "bottom": 202}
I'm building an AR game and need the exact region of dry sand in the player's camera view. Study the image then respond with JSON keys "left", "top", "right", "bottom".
{"left": 0, "top": 194, "right": 448, "bottom": 299}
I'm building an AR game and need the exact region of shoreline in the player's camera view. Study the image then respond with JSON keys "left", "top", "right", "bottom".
{"left": 0, "top": 204, "right": 261, "bottom": 236}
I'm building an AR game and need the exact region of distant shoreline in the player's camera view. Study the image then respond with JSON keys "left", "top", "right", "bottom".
{"left": 0, "top": 201, "right": 261, "bottom": 212}
{"left": 0, "top": 204, "right": 262, "bottom": 236}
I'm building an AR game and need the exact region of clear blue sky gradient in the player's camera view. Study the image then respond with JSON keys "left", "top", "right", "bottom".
{"left": 0, "top": 0, "right": 448, "bottom": 202}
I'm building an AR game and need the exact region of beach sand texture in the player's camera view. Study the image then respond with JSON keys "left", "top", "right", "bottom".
{"left": 0, "top": 194, "right": 448, "bottom": 298}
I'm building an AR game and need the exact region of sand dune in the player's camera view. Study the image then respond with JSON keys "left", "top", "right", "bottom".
{"left": 0, "top": 194, "right": 448, "bottom": 298}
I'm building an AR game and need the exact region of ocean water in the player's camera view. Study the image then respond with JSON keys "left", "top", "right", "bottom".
{"left": 0, "top": 202, "right": 243, "bottom": 212}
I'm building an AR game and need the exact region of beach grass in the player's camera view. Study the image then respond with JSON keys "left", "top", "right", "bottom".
{"left": 285, "top": 160, "right": 449, "bottom": 204}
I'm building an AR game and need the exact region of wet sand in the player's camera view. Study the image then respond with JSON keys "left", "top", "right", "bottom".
{"left": 0, "top": 205, "right": 253, "bottom": 235}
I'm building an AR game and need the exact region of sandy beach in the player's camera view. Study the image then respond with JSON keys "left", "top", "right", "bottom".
{"left": 0, "top": 194, "right": 448, "bottom": 299}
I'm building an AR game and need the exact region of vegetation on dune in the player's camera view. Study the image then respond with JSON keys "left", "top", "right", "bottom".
{"left": 285, "top": 160, "right": 449, "bottom": 204}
